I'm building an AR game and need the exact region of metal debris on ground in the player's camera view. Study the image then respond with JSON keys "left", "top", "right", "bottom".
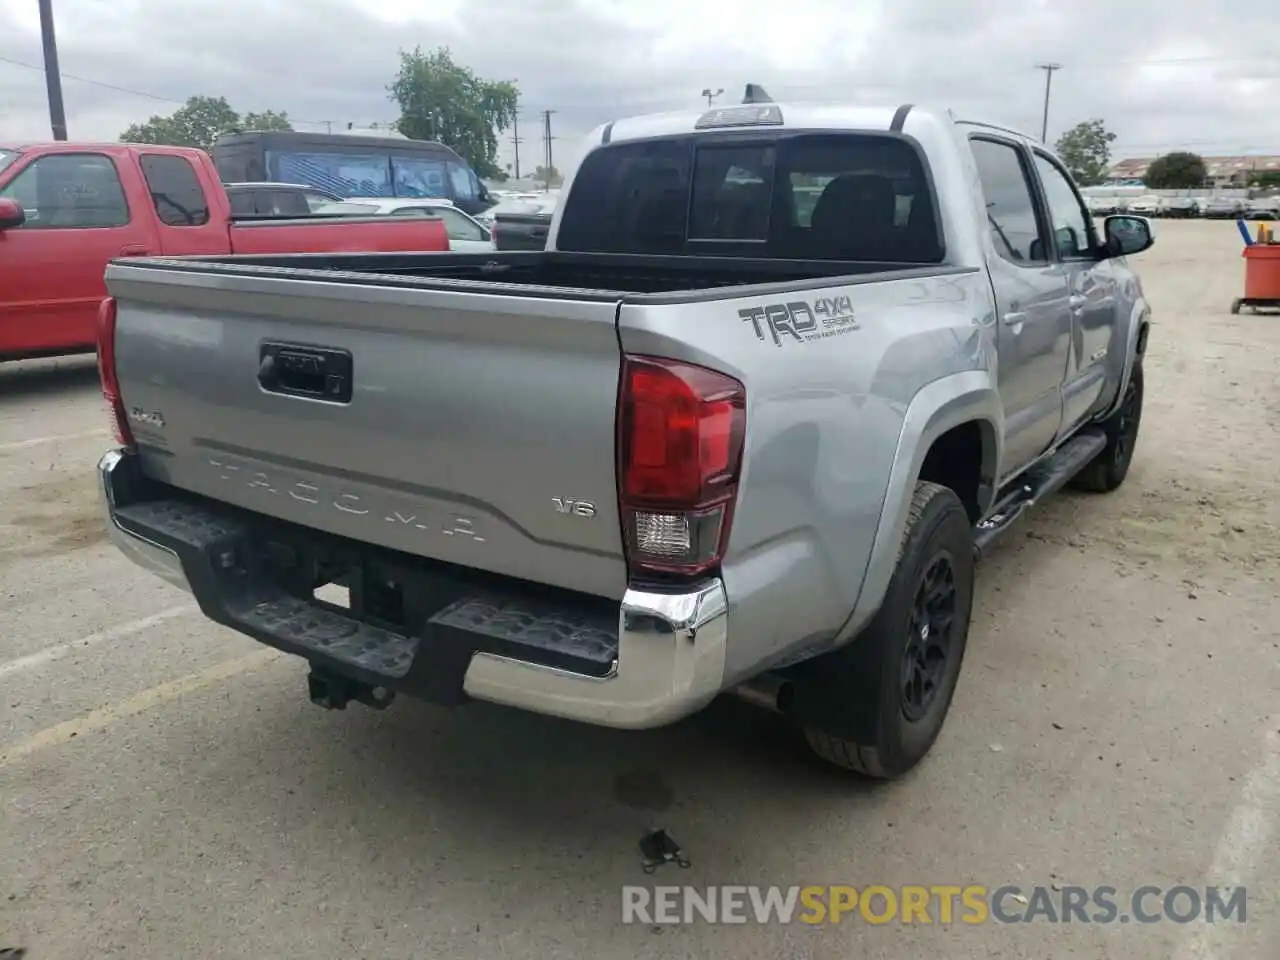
{"left": 639, "top": 828, "right": 691, "bottom": 873}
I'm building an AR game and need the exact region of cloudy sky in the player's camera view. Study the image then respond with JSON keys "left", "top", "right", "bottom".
{"left": 2, "top": 0, "right": 1278, "bottom": 173}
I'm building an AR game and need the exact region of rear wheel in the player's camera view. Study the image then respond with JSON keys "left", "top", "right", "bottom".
{"left": 1072, "top": 361, "right": 1144, "bottom": 493}
{"left": 796, "top": 482, "right": 974, "bottom": 779}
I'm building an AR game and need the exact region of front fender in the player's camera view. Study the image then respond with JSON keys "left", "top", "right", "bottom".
{"left": 1099, "top": 296, "right": 1151, "bottom": 421}
{"left": 841, "top": 370, "right": 1003, "bottom": 639}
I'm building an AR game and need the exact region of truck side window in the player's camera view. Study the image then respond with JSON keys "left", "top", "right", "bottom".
{"left": 140, "top": 154, "right": 210, "bottom": 226}
{"left": 969, "top": 138, "right": 1046, "bottom": 265}
{"left": 1032, "top": 154, "right": 1093, "bottom": 259}
{"left": 0, "top": 153, "right": 130, "bottom": 229}
{"left": 227, "top": 190, "right": 256, "bottom": 217}
{"left": 437, "top": 207, "right": 486, "bottom": 242}
{"left": 268, "top": 191, "right": 311, "bottom": 216}
{"left": 447, "top": 162, "right": 476, "bottom": 202}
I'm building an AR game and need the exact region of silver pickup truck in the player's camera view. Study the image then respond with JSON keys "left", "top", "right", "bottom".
{"left": 96, "top": 90, "right": 1154, "bottom": 779}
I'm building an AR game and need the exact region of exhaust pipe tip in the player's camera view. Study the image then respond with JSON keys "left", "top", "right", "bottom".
{"left": 730, "top": 674, "right": 793, "bottom": 714}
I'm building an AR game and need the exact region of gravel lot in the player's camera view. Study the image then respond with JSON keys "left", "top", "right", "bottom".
{"left": 1, "top": 219, "right": 1277, "bottom": 959}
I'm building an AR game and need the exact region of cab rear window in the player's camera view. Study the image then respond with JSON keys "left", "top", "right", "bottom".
{"left": 556, "top": 133, "right": 943, "bottom": 263}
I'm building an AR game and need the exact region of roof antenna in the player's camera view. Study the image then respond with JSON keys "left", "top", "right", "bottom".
{"left": 742, "top": 83, "right": 773, "bottom": 104}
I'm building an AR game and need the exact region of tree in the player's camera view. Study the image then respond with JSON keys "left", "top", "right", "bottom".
{"left": 389, "top": 46, "right": 519, "bottom": 180}
{"left": 120, "top": 96, "right": 292, "bottom": 151}
{"left": 1249, "top": 170, "right": 1280, "bottom": 189}
{"left": 240, "top": 110, "right": 293, "bottom": 132}
{"left": 1144, "top": 152, "right": 1207, "bottom": 189}
{"left": 532, "top": 165, "right": 562, "bottom": 187}
{"left": 1054, "top": 119, "right": 1116, "bottom": 186}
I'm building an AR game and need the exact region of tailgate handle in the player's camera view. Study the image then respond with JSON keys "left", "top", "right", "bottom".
{"left": 258, "top": 343, "right": 353, "bottom": 404}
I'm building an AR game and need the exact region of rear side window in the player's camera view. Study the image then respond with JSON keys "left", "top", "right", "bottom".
{"left": 556, "top": 133, "right": 943, "bottom": 262}
{"left": 269, "top": 190, "right": 311, "bottom": 216}
{"left": 140, "top": 154, "right": 210, "bottom": 226}
{"left": 227, "top": 189, "right": 257, "bottom": 216}
{"left": 969, "top": 138, "right": 1046, "bottom": 265}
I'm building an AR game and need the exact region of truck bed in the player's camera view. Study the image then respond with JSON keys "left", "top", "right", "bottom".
{"left": 123, "top": 249, "right": 959, "bottom": 299}
{"left": 104, "top": 250, "right": 973, "bottom": 606}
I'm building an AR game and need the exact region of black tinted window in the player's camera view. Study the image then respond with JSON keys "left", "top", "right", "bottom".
{"left": 557, "top": 133, "right": 942, "bottom": 262}
{"left": 227, "top": 189, "right": 256, "bottom": 216}
{"left": 269, "top": 190, "right": 311, "bottom": 216}
{"left": 969, "top": 138, "right": 1045, "bottom": 264}
{"left": 140, "top": 154, "right": 210, "bottom": 226}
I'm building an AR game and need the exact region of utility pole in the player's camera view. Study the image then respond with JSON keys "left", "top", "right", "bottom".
{"left": 541, "top": 109, "right": 556, "bottom": 192}
{"left": 38, "top": 0, "right": 68, "bottom": 140}
{"left": 511, "top": 114, "right": 523, "bottom": 180}
{"left": 701, "top": 87, "right": 724, "bottom": 107}
{"left": 1036, "top": 63, "right": 1062, "bottom": 144}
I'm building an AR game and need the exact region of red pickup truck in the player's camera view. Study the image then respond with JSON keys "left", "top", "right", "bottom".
{"left": 0, "top": 142, "right": 450, "bottom": 361}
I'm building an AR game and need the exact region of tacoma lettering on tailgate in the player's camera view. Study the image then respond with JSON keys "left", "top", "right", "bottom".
{"left": 739, "top": 295, "right": 859, "bottom": 347}
{"left": 207, "top": 456, "right": 486, "bottom": 542}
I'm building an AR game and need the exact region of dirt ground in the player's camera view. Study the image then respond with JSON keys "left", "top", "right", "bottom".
{"left": 0, "top": 219, "right": 1276, "bottom": 960}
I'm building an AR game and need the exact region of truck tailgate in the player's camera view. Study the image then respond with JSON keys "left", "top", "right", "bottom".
{"left": 104, "top": 262, "right": 628, "bottom": 599}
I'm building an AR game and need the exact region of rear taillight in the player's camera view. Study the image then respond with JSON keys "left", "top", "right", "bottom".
{"left": 96, "top": 297, "right": 135, "bottom": 449}
{"left": 617, "top": 356, "right": 746, "bottom": 580}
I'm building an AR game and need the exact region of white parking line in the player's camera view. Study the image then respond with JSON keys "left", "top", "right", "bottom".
{"left": 0, "top": 604, "right": 196, "bottom": 680}
{"left": 1174, "top": 718, "right": 1280, "bottom": 960}
{"left": 0, "top": 428, "right": 107, "bottom": 453}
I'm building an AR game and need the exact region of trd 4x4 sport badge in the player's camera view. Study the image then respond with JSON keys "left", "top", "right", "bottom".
{"left": 739, "top": 295, "right": 859, "bottom": 347}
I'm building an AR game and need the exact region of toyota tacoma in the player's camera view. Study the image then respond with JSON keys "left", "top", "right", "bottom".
{"left": 95, "top": 89, "right": 1154, "bottom": 778}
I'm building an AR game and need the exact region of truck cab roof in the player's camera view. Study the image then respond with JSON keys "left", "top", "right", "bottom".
{"left": 592, "top": 100, "right": 1043, "bottom": 152}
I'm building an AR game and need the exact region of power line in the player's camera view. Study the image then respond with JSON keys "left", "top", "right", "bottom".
{"left": 0, "top": 51, "right": 337, "bottom": 127}
{"left": 0, "top": 52, "right": 187, "bottom": 104}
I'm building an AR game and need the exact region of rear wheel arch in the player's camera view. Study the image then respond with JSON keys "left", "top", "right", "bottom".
{"left": 917, "top": 418, "right": 998, "bottom": 524}
{"left": 842, "top": 375, "right": 1002, "bottom": 639}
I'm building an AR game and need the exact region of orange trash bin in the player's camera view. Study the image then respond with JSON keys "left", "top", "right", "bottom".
{"left": 1233, "top": 242, "right": 1280, "bottom": 313}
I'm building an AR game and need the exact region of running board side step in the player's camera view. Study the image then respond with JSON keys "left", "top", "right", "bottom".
{"left": 972, "top": 428, "right": 1107, "bottom": 557}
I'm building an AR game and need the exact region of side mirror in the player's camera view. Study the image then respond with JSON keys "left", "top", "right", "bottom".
{"left": 0, "top": 197, "right": 26, "bottom": 230}
{"left": 1103, "top": 214, "right": 1154, "bottom": 257}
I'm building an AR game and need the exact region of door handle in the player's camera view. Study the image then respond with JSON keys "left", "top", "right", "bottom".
{"left": 1002, "top": 311, "right": 1027, "bottom": 326}
{"left": 118, "top": 244, "right": 150, "bottom": 257}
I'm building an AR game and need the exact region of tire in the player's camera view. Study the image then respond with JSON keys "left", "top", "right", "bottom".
{"left": 1072, "top": 360, "right": 1144, "bottom": 493}
{"left": 799, "top": 481, "right": 975, "bottom": 779}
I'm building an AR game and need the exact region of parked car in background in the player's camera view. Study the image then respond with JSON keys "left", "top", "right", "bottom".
{"left": 224, "top": 181, "right": 342, "bottom": 216}
{"left": 312, "top": 197, "right": 494, "bottom": 252}
{"left": 212, "top": 130, "right": 497, "bottom": 216}
{"left": 1162, "top": 197, "right": 1198, "bottom": 219}
{"left": 0, "top": 142, "right": 450, "bottom": 361}
{"left": 486, "top": 195, "right": 560, "bottom": 251}
{"left": 1200, "top": 196, "right": 1244, "bottom": 219}
{"left": 1245, "top": 197, "right": 1280, "bottom": 220}
{"left": 1084, "top": 195, "right": 1111, "bottom": 216}
{"left": 1127, "top": 195, "right": 1163, "bottom": 217}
